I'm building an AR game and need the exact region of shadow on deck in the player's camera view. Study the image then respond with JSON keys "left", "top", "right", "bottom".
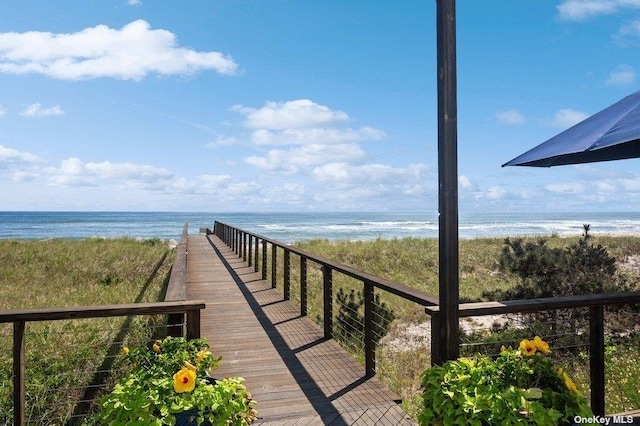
{"left": 186, "top": 234, "right": 415, "bottom": 425}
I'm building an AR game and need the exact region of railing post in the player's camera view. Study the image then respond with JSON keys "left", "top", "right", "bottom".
{"left": 186, "top": 309, "right": 201, "bottom": 340}
{"left": 363, "top": 280, "right": 375, "bottom": 377}
{"left": 243, "top": 233, "right": 248, "bottom": 262}
{"left": 248, "top": 235, "right": 253, "bottom": 266}
{"left": 261, "top": 240, "right": 267, "bottom": 280}
{"left": 590, "top": 305, "right": 605, "bottom": 417}
{"left": 254, "top": 237, "right": 259, "bottom": 273}
{"left": 271, "top": 245, "right": 277, "bottom": 289}
{"left": 300, "top": 256, "right": 307, "bottom": 316}
{"left": 323, "top": 266, "right": 333, "bottom": 339}
{"left": 13, "top": 321, "right": 25, "bottom": 426}
{"left": 283, "top": 249, "right": 290, "bottom": 300}
{"left": 430, "top": 310, "right": 442, "bottom": 366}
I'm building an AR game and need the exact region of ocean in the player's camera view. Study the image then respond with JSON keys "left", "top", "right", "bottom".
{"left": 2, "top": 211, "right": 640, "bottom": 243}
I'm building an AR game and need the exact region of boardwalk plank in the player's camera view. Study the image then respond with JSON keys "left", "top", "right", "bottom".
{"left": 186, "top": 234, "right": 415, "bottom": 425}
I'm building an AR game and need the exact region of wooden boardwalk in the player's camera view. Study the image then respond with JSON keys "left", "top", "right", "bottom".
{"left": 186, "top": 234, "right": 415, "bottom": 425}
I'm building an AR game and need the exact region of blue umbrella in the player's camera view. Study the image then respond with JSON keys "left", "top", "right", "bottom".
{"left": 503, "top": 90, "right": 640, "bottom": 167}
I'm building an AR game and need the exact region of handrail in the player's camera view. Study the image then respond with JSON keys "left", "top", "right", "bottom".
{"left": 423, "top": 291, "right": 640, "bottom": 316}
{"left": 213, "top": 221, "right": 437, "bottom": 306}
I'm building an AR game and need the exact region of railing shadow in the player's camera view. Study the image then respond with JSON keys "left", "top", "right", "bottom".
{"left": 68, "top": 250, "right": 170, "bottom": 424}
{"left": 207, "top": 235, "right": 360, "bottom": 425}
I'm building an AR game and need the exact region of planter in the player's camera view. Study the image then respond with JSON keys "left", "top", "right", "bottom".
{"left": 175, "top": 409, "right": 212, "bottom": 426}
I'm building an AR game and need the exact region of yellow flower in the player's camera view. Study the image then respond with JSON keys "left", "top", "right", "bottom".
{"left": 519, "top": 339, "right": 537, "bottom": 356}
{"left": 533, "top": 336, "right": 551, "bottom": 354}
{"left": 121, "top": 346, "right": 129, "bottom": 355}
{"left": 184, "top": 361, "right": 197, "bottom": 371}
{"left": 500, "top": 345, "right": 507, "bottom": 353}
{"left": 152, "top": 341, "right": 161, "bottom": 353}
{"left": 563, "top": 372, "right": 578, "bottom": 394}
{"left": 173, "top": 367, "right": 196, "bottom": 393}
{"left": 196, "top": 349, "right": 212, "bottom": 364}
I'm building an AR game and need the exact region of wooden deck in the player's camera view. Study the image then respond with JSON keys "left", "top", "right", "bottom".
{"left": 186, "top": 234, "right": 415, "bottom": 425}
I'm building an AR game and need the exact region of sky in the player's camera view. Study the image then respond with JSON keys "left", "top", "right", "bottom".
{"left": 2, "top": 1, "right": 640, "bottom": 213}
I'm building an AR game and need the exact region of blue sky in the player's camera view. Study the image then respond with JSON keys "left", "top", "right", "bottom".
{"left": 1, "top": 1, "right": 640, "bottom": 213}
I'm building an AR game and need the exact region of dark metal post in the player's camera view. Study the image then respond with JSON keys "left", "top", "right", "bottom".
{"left": 430, "top": 310, "right": 442, "bottom": 366}
{"left": 283, "top": 249, "right": 290, "bottom": 300}
{"left": 363, "top": 280, "right": 375, "bottom": 376}
{"left": 248, "top": 235, "right": 253, "bottom": 266}
{"left": 271, "top": 245, "right": 277, "bottom": 288}
{"left": 589, "top": 306, "right": 605, "bottom": 416}
{"left": 261, "top": 240, "right": 267, "bottom": 280}
{"left": 254, "top": 238, "right": 259, "bottom": 273}
{"left": 300, "top": 256, "right": 308, "bottom": 316}
{"left": 323, "top": 266, "right": 333, "bottom": 339}
{"left": 436, "top": 0, "right": 460, "bottom": 363}
{"left": 13, "top": 321, "right": 25, "bottom": 426}
{"left": 243, "top": 232, "right": 247, "bottom": 261}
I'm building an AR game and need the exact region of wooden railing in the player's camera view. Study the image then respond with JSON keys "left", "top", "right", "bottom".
{"left": 213, "top": 220, "right": 640, "bottom": 417}
{"left": 213, "top": 221, "right": 437, "bottom": 377}
{"left": 165, "top": 222, "right": 190, "bottom": 336}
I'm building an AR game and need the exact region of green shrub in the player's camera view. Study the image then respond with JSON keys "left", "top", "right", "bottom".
{"left": 420, "top": 337, "right": 592, "bottom": 425}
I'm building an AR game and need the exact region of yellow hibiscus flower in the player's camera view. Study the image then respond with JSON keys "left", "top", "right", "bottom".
{"left": 563, "top": 372, "right": 579, "bottom": 394}
{"left": 519, "top": 339, "right": 537, "bottom": 356}
{"left": 152, "top": 341, "right": 161, "bottom": 353}
{"left": 121, "top": 346, "right": 129, "bottom": 355}
{"left": 196, "top": 349, "right": 212, "bottom": 364}
{"left": 533, "top": 336, "right": 551, "bottom": 354}
{"left": 173, "top": 367, "right": 196, "bottom": 393}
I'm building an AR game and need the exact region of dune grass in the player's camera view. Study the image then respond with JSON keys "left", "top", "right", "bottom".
{"left": 293, "top": 234, "right": 640, "bottom": 416}
{"left": 0, "top": 238, "right": 174, "bottom": 424}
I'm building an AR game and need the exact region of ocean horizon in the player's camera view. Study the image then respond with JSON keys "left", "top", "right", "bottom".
{"left": 3, "top": 211, "right": 640, "bottom": 243}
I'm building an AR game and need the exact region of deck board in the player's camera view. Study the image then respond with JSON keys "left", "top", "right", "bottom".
{"left": 186, "top": 234, "right": 415, "bottom": 425}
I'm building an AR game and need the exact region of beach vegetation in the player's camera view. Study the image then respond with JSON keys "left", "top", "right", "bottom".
{"left": 0, "top": 238, "right": 174, "bottom": 424}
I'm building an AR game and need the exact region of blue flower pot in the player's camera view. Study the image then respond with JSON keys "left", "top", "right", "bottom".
{"left": 174, "top": 409, "right": 212, "bottom": 426}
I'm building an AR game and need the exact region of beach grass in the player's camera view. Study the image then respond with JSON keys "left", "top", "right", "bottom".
{"left": 0, "top": 237, "right": 174, "bottom": 424}
{"left": 292, "top": 234, "right": 640, "bottom": 416}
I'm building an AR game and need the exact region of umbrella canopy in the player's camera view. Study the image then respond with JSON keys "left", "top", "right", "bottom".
{"left": 503, "top": 90, "right": 640, "bottom": 167}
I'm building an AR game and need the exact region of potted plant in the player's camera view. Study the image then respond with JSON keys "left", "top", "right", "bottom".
{"left": 97, "top": 336, "right": 257, "bottom": 425}
{"left": 420, "top": 336, "right": 593, "bottom": 425}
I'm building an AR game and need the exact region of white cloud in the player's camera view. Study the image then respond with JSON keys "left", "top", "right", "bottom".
{"left": 556, "top": 0, "right": 640, "bottom": 21}
{"left": 232, "top": 99, "right": 350, "bottom": 130}
{"left": 20, "top": 102, "right": 64, "bottom": 117}
{"left": 0, "top": 105, "right": 5, "bottom": 116}
{"left": 127, "top": 0, "right": 142, "bottom": 5}
{"left": 0, "top": 20, "right": 238, "bottom": 80}
{"left": 313, "top": 162, "right": 428, "bottom": 188}
{"left": 551, "top": 108, "right": 589, "bottom": 128}
{"left": 485, "top": 186, "right": 506, "bottom": 200}
{"left": 544, "top": 182, "right": 585, "bottom": 193}
{"left": 605, "top": 64, "right": 636, "bottom": 86}
{"left": 496, "top": 109, "right": 525, "bottom": 125}
{"left": 47, "top": 157, "right": 175, "bottom": 187}
{"left": 245, "top": 143, "right": 366, "bottom": 172}
{"left": 614, "top": 20, "right": 640, "bottom": 44}
{"left": 249, "top": 126, "right": 385, "bottom": 146}
{"left": 459, "top": 175, "right": 478, "bottom": 191}
{"left": 0, "top": 144, "right": 42, "bottom": 164}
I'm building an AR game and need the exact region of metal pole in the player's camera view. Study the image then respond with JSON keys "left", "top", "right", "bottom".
{"left": 436, "top": 0, "right": 459, "bottom": 362}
